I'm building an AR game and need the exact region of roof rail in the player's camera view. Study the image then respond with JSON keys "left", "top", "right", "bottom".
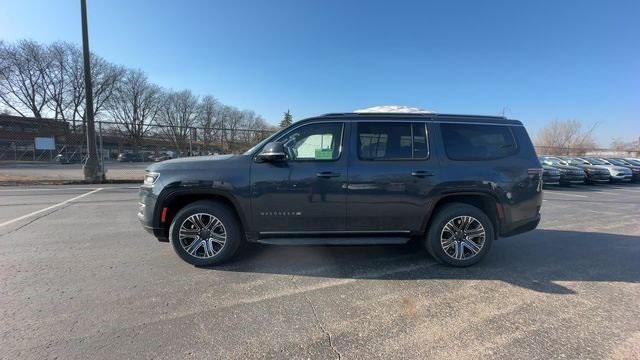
{"left": 435, "top": 113, "right": 506, "bottom": 120}
{"left": 303, "top": 112, "right": 520, "bottom": 125}
{"left": 318, "top": 112, "right": 506, "bottom": 120}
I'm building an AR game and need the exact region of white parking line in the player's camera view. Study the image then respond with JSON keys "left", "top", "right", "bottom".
{"left": 0, "top": 188, "right": 103, "bottom": 228}
{"left": 544, "top": 191, "right": 588, "bottom": 198}
{"left": 0, "top": 186, "right": 138, "bottom": 192}
{"left": 582, "top": 190, "right": 616, "bottom": 195}
{"left": 610, "top": 188, "right": 640, "bottom": 193}
{"left": 0, "top": 187, "right": 99, "bottom": 192}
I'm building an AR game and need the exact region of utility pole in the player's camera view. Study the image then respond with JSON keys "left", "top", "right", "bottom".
{"left": 80, "top": 0, "right": 102, "bottom": 182}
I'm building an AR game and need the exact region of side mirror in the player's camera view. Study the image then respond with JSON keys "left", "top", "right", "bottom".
{"left": 256, "top": 142, "right": 287, "bottom": 162}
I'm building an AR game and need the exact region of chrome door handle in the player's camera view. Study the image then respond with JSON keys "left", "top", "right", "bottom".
{"left": 411, "top": 170, "right": 434, "bottom": 177}
{"left": 316, "top": 171, "right": 340, "bottom": 178}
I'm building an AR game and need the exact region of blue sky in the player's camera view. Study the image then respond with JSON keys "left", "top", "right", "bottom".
{"left": 1, "top": 0, "right": 638, "bottom": 144}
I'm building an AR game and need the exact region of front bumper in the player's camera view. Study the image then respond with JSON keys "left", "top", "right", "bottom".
{"left": 138, "top": 186, "right": 169, "bottom": 241}
{"left": 610, "top": 174, "right": 633, "bottom": 182}
{"left": 559, "top": 173, "right": 585, "bottom": 184}
{"left": 542, "top": 174, "right": 561, "bottom": 185}
{"left": 585, "top": 173, "right": 610, "bottom": 183}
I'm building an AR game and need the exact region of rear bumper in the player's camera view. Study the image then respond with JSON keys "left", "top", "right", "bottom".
{"left": 500, "top": 213, "right": 541, "bottom": 238}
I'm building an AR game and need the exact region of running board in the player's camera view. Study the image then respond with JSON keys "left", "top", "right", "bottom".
{"left": 256, "top": 237, "right": 410, "bottom": 246}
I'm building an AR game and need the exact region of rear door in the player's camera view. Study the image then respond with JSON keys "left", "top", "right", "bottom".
{"left": 346, "top": 121, "right": 438, "bottom": 232}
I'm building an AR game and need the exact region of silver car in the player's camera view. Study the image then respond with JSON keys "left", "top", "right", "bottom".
{"left": 577, "top": 157, "right": 632, "bottom": 182}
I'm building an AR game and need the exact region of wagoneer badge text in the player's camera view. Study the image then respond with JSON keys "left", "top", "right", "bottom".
{"left": 260, "top": 211, "right": 302, "bottom": 216}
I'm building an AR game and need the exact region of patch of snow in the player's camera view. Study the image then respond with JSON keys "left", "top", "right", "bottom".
{"left": 353, "top": 105, "right": 433, "bottom": 114}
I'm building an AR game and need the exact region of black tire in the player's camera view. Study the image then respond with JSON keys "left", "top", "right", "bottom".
{"left": 169, "top": 201, "right": 242, "bottom": 266}
{"left": 425, "top": 203, "right": 494, "bottom": 267}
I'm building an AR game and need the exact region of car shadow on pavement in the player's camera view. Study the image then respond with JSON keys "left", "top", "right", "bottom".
{"left": 210, "top": 229, "right": 640, "bottom": 295}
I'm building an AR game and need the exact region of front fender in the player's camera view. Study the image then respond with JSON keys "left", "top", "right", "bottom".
{"left": 153, "top": 184, "right": 251, "bottom": 236}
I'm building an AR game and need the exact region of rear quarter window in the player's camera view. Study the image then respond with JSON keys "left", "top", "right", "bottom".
{"left": 441, "top": 123, "right": 518, "bottom": 161}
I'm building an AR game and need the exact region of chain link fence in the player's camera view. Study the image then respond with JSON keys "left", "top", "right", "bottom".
{"left": 534, "top": 146, "right": 639, "bottom": 158}
{"left": 0, "top": 115, "right": 275, "bottom": 183}
{"left": 2, "top": 114, "right": 639, "bottom": 183}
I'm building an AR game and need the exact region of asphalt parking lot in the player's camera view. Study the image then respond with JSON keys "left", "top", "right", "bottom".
{"left": 1, "top": 183, "right": 639, "bottom": 359}
{"left": 0, "top": 161, "right": 146, "bottom": 182}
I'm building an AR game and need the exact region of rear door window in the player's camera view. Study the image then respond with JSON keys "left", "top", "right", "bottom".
{"left": 357, "top": 122, "right": 429, "bottom": 160}
{"left": 440, "top": 123, "right": 517, "bottom": 161}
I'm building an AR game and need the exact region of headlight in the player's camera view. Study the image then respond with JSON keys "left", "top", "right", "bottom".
{"left": 143, "top": 172, "right": 160, "bottom": 186}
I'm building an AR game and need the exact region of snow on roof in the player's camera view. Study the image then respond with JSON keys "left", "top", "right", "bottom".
{"left": 353, "top": 105, "right": 433, "bottom": 114}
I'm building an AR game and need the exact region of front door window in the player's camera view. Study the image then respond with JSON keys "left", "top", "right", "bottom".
{"left": 277, "top": 122, "right": 343, "bottom": 161}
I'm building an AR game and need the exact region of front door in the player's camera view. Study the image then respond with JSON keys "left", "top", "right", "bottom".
{"left": 347, "top": 121, "right": 438, "bottom": 232}
{"left": 251, "top": 121, "right": 348, "bottom": 234}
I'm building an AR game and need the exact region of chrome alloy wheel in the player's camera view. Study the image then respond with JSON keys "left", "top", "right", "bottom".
{"left": 178, "top": 213, "right": 227, "bottom": 259}
{"left": 440, "top": 215, "right": 486, "bottom": 261}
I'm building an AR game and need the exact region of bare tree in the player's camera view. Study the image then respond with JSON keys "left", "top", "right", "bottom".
{"left": 220, "top": 106, "right": 246, "bottom": 151}
{"left": 157, "top": 89, "right": 199, "bottom": 155}
{"left": 65, "top": 45, "right": 85, "bottom": 124}
{"left": 196, "top": 95, "right": 220, "bottom": 153}
{"left": 610, "top": 137, "right": 640, "bottom": 152}
{"left": 238, "top": 110, "right": 272, "bottom": 146}
{"left": 0, "top": 38, "right": 272, "bottom": 156}
{"left": 0, "top": 39, "right": 123, "bottom": 130}
{"left": 535, "top": 119, "right": 598, "bottom": 155}
{"left": 108, "top": 69, "right": 162, "bottom": 152}
{"left": 66, "top": 52, "right": 124, "bottom": 124}
{"left": 90, "top": 55, "right": 125, "bottom": 119}
{"left": 0, "top": 40, "right": 49, "bottom": 118}
{"left": 43, "top": 42, "right": 75, "bottom": 120}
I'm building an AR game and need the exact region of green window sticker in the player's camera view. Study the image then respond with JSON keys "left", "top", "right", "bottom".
{"left": 314, "top": 148, "right": 334, "bottom": 160}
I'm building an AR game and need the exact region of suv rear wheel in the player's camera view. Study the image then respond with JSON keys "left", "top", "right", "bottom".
{"left": 169, "top": 201, "right": 242, "bottom": 266}
{"left": 425, "top": 203, "right": 494, "bottom": 267}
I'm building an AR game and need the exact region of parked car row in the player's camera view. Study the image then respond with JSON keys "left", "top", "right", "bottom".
{"left": 117, "top": 152, "right": 174, "bottom": 163}
{"left": 539, "top": 156, "right": 640, "bottom": 186}
{"left": 54, "top": 153, "right": 85, "bottom": 164}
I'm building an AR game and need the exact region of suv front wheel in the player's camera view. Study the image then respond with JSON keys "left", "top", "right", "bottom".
{"left": 169, "top": 201, "right": 242, "bottom": 266}
{"left": 425, "top": 203, "right": 494, "bottom": 267}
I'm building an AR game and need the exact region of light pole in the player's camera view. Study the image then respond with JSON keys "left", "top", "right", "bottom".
{"left": 80, "top": 0, "right": 102, "bottom": 182}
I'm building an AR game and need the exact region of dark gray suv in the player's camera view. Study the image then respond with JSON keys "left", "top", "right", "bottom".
{"left": 138, "top": 112, "right": 543, "bottom": 267}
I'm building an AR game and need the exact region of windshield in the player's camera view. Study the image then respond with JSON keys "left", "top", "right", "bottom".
{"left": 541, "top": 157, "right": 568, "bottom": 166}
{"left": 606, "top": 158, "right": 626, "bottom": 166}
{"left": 585, "top": 157, "right": 606, "bottom": 165}
{"left": 567, "top": 158, "right": 587, "bottom": 165}
{"left": 625, "top": 159, "right": 640, "bottom": 166}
